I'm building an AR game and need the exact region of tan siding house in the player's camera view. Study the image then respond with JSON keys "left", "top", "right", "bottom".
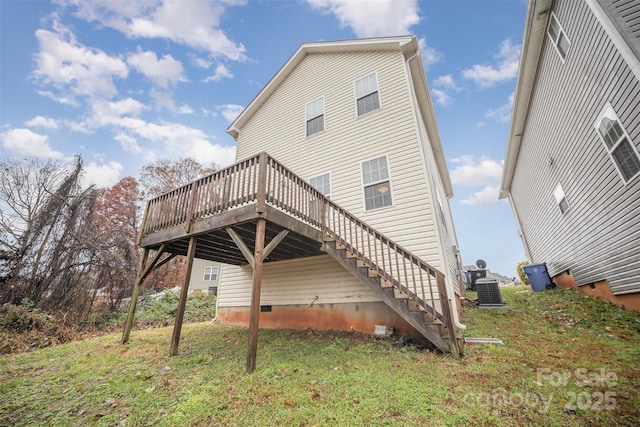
{"left": 218, "top": 36, "right": 464, "bottom": 336}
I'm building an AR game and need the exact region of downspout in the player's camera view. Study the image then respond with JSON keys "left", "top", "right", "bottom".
{"left": 405, "top": 51, "right": 466, "bottom": 330}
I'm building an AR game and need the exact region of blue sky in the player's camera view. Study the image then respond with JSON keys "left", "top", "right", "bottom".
{"left": 0, "top": 0, "right": 528, "bottom": 277}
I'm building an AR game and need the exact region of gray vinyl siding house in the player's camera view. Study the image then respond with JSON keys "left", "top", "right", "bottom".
{"left": 500, "top": 0, "right": 640, "bottom": 309}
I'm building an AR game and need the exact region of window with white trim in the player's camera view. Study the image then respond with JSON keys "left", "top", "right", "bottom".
{"left": 595, "top": 104, "right": 640, "bottom": 183}
{"left": 203, "top": 266, "right": 219, "bottom": 281}
{"left": 354, "top": 73, "right": 380, "bottom": 116}
{"left": 548, "top": 13, "right": 570, "bottom": 60}
{"left": 306, "top": 97, "right": 324, "bottom": 137}
{"left": 553, "top": 184, "right": 570, "bottom": 214}
{"left": 309, "top": 172, "right": 331, "bottom": 198}
{"left": 309, "top": 172, "right": 331, "bottom": 221}
{"left": 361, "top": 156, "right": 393, "bottom": 211}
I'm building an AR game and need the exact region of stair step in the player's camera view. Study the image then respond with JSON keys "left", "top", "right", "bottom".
{"left": 407, "top": 300, "right": 423, "bottom": 311}
{"left": 324, "top": 233, "right": 336, "bottom": 242}
{"left": 368, "top": 269, "right": 379, "bottom": 278}
{"left": 394, "top": 288, "right": 409, "bottom": 299}
{"left": 380, "top": 278, "right": 393, "bottom": 288}
{"left": 346, "top": 251, "right": 358, "bottom": 259}
{"left": 423, "top": 312, "right": 443, "bottom": 325}
{"left": 335, "top": 242, "right": 346, "bottom": 250}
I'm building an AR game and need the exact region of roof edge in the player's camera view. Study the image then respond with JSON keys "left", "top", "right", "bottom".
{"left": 499, "top": 0, "right": 552, "bottom": 199}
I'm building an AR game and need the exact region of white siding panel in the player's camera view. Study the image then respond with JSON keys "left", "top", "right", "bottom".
{"left": 218, "top": 255, "right": 386, "bottom": 307}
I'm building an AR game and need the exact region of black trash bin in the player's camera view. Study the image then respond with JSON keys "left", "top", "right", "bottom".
{"left": 522, "top": 263, "right": 555, "bottom": 291}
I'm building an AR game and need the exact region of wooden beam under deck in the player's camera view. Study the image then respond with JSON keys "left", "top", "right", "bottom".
{"left": 139, "top": 204, "right": 325, "bottom": 267}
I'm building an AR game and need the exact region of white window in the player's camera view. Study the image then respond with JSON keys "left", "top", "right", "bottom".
{"left": 309, "top": 172, "right": 331, "bottom": 198}
{"left": 354, "top": 73, "right": 380, "bottom": 116}
{"left": 553, "top": 184, "right": 570, "bottom": 214}
{"left": 595, "top": 104, "right": 640, "bottom": 183}
{"left": 548, "top": 13, "right": 570, "bottom": 60}
{"left": 306, "top": 97, "right": 324, "bottom": 137}
{"left": 203, "top": 266, "right": 219, "bottom": 281}
{"left": 361, "top": 155, "right": 393, "bottom": 211}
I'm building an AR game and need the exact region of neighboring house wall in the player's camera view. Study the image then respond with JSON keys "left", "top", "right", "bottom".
{"left": 218, "top": 39, "right": 461, "bottom": 334}
{"left": 504, "top": 0, "right": 640, "bottom": 300}
{"left": 188, "top": 258, "right": 221, "bottom": 295}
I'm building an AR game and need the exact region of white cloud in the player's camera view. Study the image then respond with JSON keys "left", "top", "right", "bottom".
{"left": 177, "top": 104, "right": 195, "bottom": 115}
{"left": 61, "top": 0, "right": 248, "bottom": 61}
{"left": 114, "top": 133, "right": 142, "bottom": 154}
{"left": 127, "top": 49, "right": 186, "bottom": 87}
{"left": 203, "top": 63, "right": 233, "bottom": 83}
{"left": 82, "top": 160, "right": 123, "bottom": 188}
{"left": 433, "top": 74, "right": 459, "bottom": 90}
{"left": 36, "top": 90, "right": 79, "bottom": 107}
{"left": 190, "top": 54, "right": 213, "bottom": 68}
{"left": 25, "top": 115, "right": 59, "bottom": 130}
{"left": 485, "top": 92, "right": 514, "bottom": 123}
{"left": 307, "top": 0, "right": 419, "bottom": 37}
{"left": 431, "top": 74, "right": 461, "bottom": 107}
{"left": 149, "top": 88, "right": 175, "bottom": 110}
{"left": 217, "top": 104, "right": 244, "bottom": 122}
{"left": 431, "top": 89, "right": 452, "bottom": 107}
{"left": 33, "top": 24, "right": 128, "bottom": 100}
{"left": 462, "top": 39, "right": 520, "bottom": 88}
{"left": 418, "top": 37, "right": 442, "bottom": 70}
{"left": 460, "top": 186, "right": 504, "bottom": 208}
{"left": 450, "top": 155, "right": 503, "bottom": 187}
{"left": 103, "top": 115, "right": 236, "bottom": 166}
{"left": 0, "top": 128, "right": 63, "bottom": 158}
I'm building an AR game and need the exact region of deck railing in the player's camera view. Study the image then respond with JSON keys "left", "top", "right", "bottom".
{"left": 140, "top": 152, "right": 449, "bottom": 320}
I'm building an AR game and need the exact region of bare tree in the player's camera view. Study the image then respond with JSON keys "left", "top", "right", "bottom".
{"left": 138, "top": 158, "right": 215, "bottom": 291}
{"left": 0, "top": 157, "right": 97, "bottom": 316}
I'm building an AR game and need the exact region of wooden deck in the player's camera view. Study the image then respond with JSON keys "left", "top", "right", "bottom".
{"left": 123, "top": 152, "right": 462, "bottom": 371}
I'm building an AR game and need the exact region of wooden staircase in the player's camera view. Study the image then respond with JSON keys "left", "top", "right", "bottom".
{"left": 132, "top": 152, "right": 463, "bottom": 357}
{"left": 319, "top": 219, "right": 461, "bottom": 354}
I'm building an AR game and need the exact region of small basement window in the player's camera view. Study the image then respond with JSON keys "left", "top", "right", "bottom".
{"left": 553, "top": 184, "right": 570, "bottom": 214}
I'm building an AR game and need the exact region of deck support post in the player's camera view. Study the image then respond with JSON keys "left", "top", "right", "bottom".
{"left": 170, "top": 236, "right": 197, "bottom": 356}
{"left": 246, "top": 218, "right": 266, "bottom": 373}
{"left": 121, "top": 248, "right": 150, "bottom": 344}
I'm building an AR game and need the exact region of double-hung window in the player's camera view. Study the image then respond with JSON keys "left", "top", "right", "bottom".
{"left": 306, "top": 97, "right": 324, "bottom": 137}
{"left": 595, "top": 104, "right": 640, "bottom": 183}
{"left": 548, "top": 13, "right": 570, "bottom": 60}
{"left": 203, "top": 266, "right": 219, "bottom": 281}
{"left": 362, "top": 155, "right": 393, "bottom": 211}
{"left": 309, "top": 172, "right": 331, "bottom": 221}
{"left": 354, "top": 73, "right": 380, "bottom": 116}
{"left": 309, "top": 172, "right": 331, "bottom": 198}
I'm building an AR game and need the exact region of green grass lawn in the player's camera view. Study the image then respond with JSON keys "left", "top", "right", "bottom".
{"left": 1, "top": 286, "right": 639, "bottom": 426}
